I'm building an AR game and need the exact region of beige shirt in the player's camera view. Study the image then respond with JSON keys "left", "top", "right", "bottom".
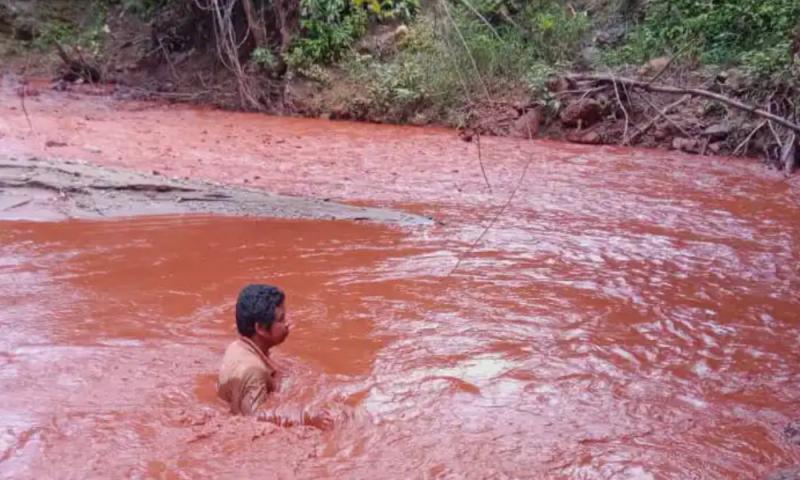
{"left": 218, "top": 337, "right": 278, "bottom": 415}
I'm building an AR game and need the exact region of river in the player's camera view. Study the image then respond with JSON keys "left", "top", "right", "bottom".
{"left": 1, "top": 82, "right": 799, "bottom": 479}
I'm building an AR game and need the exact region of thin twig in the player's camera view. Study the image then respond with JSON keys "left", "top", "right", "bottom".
{"left": 457, "top": 0, "right": 502, "bottom": 41}
{"left": 639, "top": 93, "right": 691, "bottom": 137}
{"left": 768, "top": 121, "right": 784, "bottom": 151}
{"left": 158, "top": 37, "right": 180, "bottom": 80}
{"left": 449, "top": 153, "right": 534, "bottom": 276}
{"left": 475, "top": 132, "right": 491, "bottom": 192}
{"left": 733, "top": 120, "right": 767, "bottom": 156}
{"left": 646, "top": 42, "right": 693, "bottom": 85}
{"left": 440, "top": 0, "right": 490, "bottom": 99}
{"left": 449, "top": 118, "right": 537, "bottom": 275}
{"left": 578, "top": 85, "right": 609, "bottom": 101}
{"left": 435, "top": 12, "right": 473, "bottom": 104}
{"left": 612, "top": 78, "right": 630, "bottom": 144}
{"left": 555, "top": 85, "right": 608, "bottom": 98}
{"left": 20, "top": 56, "right": 33, "bottom": 131}
{"left": 629, "top": 95, "right": 690, "bottom": 143}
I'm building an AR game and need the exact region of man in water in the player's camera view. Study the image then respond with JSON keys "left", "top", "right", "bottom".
{"left": 218, "top": 284, "right": 289, "bottom": 415}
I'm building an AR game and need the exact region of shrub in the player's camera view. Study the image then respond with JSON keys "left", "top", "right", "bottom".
{"left": 611, "top": 0, "right": 800, "bottom": 76}
{"left": 287, "top": 0, "right": 420, "bottom": 69}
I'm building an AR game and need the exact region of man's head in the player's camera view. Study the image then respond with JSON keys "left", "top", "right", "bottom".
{"left": 235, "top": 284, "right": 289, "bottom": 348}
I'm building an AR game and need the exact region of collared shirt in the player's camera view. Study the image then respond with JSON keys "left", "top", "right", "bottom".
{"left": 217, "top": 337, "right": 279, "bottom": 415}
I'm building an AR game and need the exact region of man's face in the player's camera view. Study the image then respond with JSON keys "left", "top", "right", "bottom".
{"left": 266, "top": 303, "right": 290, "bottom": 347}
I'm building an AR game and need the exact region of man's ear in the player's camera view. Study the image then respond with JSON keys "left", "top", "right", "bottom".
{"left": 254, "top": 322, "right": 270, "bottom": 338}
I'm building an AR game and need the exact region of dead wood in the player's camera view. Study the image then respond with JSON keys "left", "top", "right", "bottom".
{"left": 782, "top": 133, "right": 797, "bottom": 175}
{"left": 54, "top": 42, "right": 101, "bottom": 83}
{"left": 628, "top": 94, "right": 690, "bottom": 143}
{"left": 567, "top": 74, "right": 800, "bottom": 133}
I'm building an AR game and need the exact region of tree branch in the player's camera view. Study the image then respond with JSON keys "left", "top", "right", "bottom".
{"left": 567, "top": 74, "right": 800, "bottom": 133}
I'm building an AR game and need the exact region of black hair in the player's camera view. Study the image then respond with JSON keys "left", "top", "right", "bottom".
{"left": 235, "top": 284, "right": 285, "bottom": 337}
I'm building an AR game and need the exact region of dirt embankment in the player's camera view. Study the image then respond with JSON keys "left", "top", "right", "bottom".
{"left": 0, "top": 156, "right": 432, "bottom": 224}
{"left": 1, "top": 1, "right": 797, "bottom": 173}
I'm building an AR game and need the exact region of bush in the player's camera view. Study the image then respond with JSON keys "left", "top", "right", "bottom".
{"left": 612, "top": 0, "right": 800, "bottom": 76}
{"left": 287, "top": 0, "right": 420, "bottom": 69}
{"left": 31, "top": 2, "right": 109, "bottom": 56}
{"left": 515, "top": 0, "right": 590, "bottom": 64}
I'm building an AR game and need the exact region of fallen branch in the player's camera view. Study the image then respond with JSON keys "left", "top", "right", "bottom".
{"left": 628, "top": 95, "right": 690, "bottom": 143}
{"left": 768, "top": 121, "right": 784, "bottom": 151}
{"left": 734, "top": 120, "right": 767, "bottom": 156}
{"left": 54, "top": 42, "right": 101, "bottom": 83}
{"left": 612, "top": 79, "right": 631, "bottom": 144}
{"left": 567, "top": 74, "right": 800, "bottom": 133}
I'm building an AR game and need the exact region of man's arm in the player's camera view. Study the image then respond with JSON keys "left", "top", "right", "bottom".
{"left": 237, "top": 369, "right": 273, "bottom": 416}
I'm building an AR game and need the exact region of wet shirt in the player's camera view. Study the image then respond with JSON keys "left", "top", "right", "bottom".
{"left": 218, "top": 337, "right": 279, "bottom": 415}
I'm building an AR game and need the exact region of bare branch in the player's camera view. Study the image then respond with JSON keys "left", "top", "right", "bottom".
{"left": 612, "top": 78, "right": 630, "bottom": 144}
{"left": 567, "top": 74, "right": 800, "bottom": 133}
{"left": 733, "top": 120, "right": 767, "bottom": 156}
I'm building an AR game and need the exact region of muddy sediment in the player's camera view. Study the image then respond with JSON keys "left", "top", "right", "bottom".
{"left": 0, "top": 156, "right": 432, "bottom": 224}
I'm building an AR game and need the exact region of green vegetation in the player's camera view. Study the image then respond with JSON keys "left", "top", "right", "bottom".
{"left": 287, "top": 0, "right": 419, "bottom": 68}
{"left": 612, "top": 0, "right": 800, "bottom": 77}
{"left": 334, "top": 1, "right": 588, "bottom": 123}
{"left": 3, "top": 0, "right": 795, "bottom": 125}
{"left": 30, "top": 2, "right": 109, "bottom": 56}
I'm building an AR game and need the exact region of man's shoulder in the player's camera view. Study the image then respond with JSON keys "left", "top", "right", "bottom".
{"left": 220, "top": 338, "right": 274, "bottom": 376}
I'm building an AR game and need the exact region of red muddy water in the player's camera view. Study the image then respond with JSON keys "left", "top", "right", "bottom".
{"left": 1, "top": 82, "right": 800, "bottom": 479}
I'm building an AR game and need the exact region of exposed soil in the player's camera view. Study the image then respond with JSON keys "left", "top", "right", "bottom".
{"left": 3, "top": 1, "right": 795, "bottom": 172}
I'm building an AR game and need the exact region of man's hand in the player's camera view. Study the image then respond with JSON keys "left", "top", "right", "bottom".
{"left": 256, "top": 408, "right": 335, "bottom": 431}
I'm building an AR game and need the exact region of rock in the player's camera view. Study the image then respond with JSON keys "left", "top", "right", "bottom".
{"left": 45, "top": 140, "right": 68, "bottom": 148}
{"left": 717, "top": 68, "right": 750, "bottom": 92}
{"left": 329, "top": 105, "right": 350, "bottom": 120}
{"left": 653, "top": 126, "right": 670, "bottom": 142}
{"left": 560, "top": 99, "right": 603, "bottom": 128}
{"left": 566, "top": 130, "right": 603, "bottom": 145}
{"left": 409, "top": 112, "right": 429, "bottom": 126}
{"left": 593, "top": 25, "right": 627, "bottom": 47}
{"left": 546, "top": 76, "right": 570, "bottom": 94}
{"left": 318, "top": 112, "right": 331, "bottom": 121}
{"left": 638, "top": 56, "right": 670, "bottom": 77}
{"left": 703, "top": 122, "right": 732, "bottom": 140}
{"left": 671, "top": 137, "right": 700, "bottom": 153}
{"left": 511, "top": 109, "right": 541, "bottom": 139}
{"left": 708, "top": 142, "right": 723, "bottom": 154}
{"left": 580, "top": 46, "right": 602, "bottom": 67}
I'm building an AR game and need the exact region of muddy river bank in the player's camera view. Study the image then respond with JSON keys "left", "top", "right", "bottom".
{"left": 1, "top": 80, "right": 800, "bottom": 479}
